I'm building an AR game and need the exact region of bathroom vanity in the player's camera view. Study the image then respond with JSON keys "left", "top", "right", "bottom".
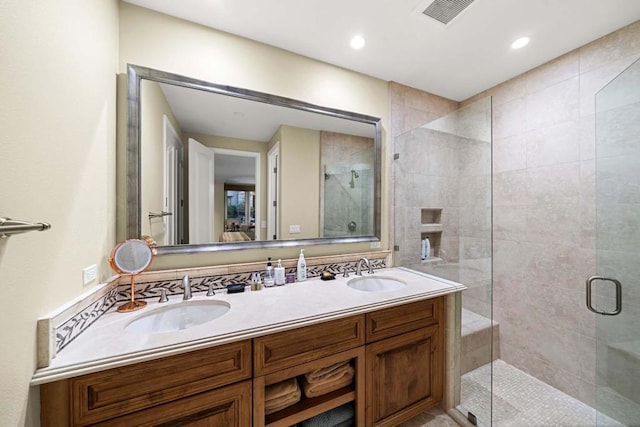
{"left": 35, "top": 267, "right": 461, "bottom": 426}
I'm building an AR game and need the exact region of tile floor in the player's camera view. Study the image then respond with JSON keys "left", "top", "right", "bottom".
{"left": 399, "top": 407, "right": 460, "bottom": 427}
{"left": 459, "top": 360, "right": 626, "bottom": 427}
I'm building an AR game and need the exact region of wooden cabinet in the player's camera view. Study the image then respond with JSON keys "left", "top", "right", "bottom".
{"left": 90, "top": 380, "right": 252, "bottom": 427}
{"left": 40, "top": 297, "right": 445, "bottom": 427}
{"left": 40, "top": 340, "right": 252, "bottom": 426}
{"left": 253, "top": 315, "right": 365, "bottom": 426}
{"left": 253, "top": 347, "right": 365, "bottom": 427}
{"left": 365, "top": 297, "right": 444, "bottom": 427}
{"left": 254, "top": 315, "right": 364, "bottom": 376}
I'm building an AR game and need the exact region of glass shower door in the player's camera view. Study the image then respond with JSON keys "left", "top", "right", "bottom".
{"left": 593, "top": 57, "right": 640, "bottom": 426}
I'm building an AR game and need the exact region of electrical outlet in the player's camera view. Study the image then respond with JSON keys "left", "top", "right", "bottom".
{"left": 370, "top": 241, "right": 381, "bottom": 249}
{"left": 289, "top": 225, "right": 301, "bottom": 234}
{"left": 82, "top": 264, "right": 97, "bottom": 286}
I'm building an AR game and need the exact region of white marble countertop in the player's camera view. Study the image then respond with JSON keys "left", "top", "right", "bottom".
{"left": 31, "top": 267, "right": 465, "bottom": 385}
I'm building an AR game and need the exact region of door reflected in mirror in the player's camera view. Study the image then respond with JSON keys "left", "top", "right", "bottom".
{"left": 130, "top": 65, "right": 381, "bottom": 253}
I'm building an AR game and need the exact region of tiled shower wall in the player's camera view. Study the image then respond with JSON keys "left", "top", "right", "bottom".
{"left": 320, "top": 131, "right": 374, "bottom": 237}
{"left": 391, "top": 21, "right": 640, "bottom": 407}
{"left": 462, "top": 21, "right": 640, "bottom": 405}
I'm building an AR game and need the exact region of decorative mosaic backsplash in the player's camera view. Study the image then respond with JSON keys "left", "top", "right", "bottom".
{"left": 49, "top": 253, "right": 389, "bottom": 359}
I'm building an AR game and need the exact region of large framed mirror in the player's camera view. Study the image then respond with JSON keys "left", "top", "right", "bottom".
{"left": 127, "top": 64, "right": 381, "bottom": 255}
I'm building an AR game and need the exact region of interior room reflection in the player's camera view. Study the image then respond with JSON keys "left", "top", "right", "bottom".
{"left": 139, "top": 78, "right": 376, "bottom": 247}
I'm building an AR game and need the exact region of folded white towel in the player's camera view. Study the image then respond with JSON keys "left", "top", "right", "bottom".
{"left": 421, "top": 238, "right": 427, "bottom": 260}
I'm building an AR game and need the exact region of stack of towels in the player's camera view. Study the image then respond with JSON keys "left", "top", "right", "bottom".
{"left": 301, "top": 361, "right": 355, "bottom": 398}
{"left": 264, "top": 378, "right": 301, "bottom": 415}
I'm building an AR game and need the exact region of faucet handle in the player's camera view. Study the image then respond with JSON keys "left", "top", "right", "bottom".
{"left": 207, "top": 283, "right": 216, "bottom": 296}
{"left": 342, "top": 267, "right": 350, "bottom": 278}
{"left": 151, "top": 287, "right": 169, "bottom": 303}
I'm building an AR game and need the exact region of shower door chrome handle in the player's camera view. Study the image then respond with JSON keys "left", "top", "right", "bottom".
{"left": 586, "top": 276, "right": 622, "bottom": 316}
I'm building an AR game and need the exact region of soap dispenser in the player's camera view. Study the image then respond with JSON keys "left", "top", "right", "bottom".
{"left": 264, "top": 257, "right": 275, "bottom": 287}
{"left": 297, "top": 249, "right": 307, "bottom": 282}
{"left": 274, "top": 259, "right": 285, "bottom": 286}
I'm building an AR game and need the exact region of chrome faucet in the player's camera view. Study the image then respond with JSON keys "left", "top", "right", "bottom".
{"left": 182, "top": 275, "right": 192, "bottom": 300}
{"left": 355, "top": 257, "right": 373, "bottom": 276}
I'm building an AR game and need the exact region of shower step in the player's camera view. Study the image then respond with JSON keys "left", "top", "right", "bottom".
{"left": 607, "top": 340, "right": 640, "bottom": 405}
{"left": 461, "top": 309, "right": 499, "bottom": 375}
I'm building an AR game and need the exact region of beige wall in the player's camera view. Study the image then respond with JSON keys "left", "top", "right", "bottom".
{"left": 118, "top": 3, "right": 390, "bottom": 269}
{"left": 140, "top": 80, "right": 183, "bottom": 243}
{"left": 0, "top": 0, "right": 119, "bottom": 425}
{"left": 279, "top": 126, "right": 321, "bottom": 239}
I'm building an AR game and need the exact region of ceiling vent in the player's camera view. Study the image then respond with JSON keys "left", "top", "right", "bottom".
{"left": 422, "top": 0, "right": 475, "bottom": 25}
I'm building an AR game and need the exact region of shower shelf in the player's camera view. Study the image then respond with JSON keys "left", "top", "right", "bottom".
{"left": 420, "top": 224, "right": 442, "bottom": 233}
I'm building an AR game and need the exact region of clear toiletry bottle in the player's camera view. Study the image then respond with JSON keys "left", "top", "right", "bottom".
{"left": 274, "top": 259, "right": 285, "bottom": 286}
{"left": 424, "top": 237, "right": 430, "bottom": 260}
{"left": 296, "top": 249, "right": 307, "bottom": 282}
{"left": 264, "top": 257, "right": 275, "bottom": 287}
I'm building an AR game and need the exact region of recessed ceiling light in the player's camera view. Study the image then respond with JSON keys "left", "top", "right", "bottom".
{"left": 511, "top": 37, "right": 530, "bottom": 50}
{"left": 350, "top": 35, "right": 365, "bottom": 50}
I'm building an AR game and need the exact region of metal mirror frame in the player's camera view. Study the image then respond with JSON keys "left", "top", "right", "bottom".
{"left": 127, "top": 64, "right": 382, "bottom": 255}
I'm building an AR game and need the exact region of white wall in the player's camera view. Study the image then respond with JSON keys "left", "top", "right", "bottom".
{"left": 0, "top": 0, "right": 119, "bottom": 425}
{"left": 118, "top": 3, "right": 390, "bottom": 269}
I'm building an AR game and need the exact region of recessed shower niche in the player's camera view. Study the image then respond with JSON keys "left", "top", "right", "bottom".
{"left": 420, "top": 208, "right": 442, "bottom": 261}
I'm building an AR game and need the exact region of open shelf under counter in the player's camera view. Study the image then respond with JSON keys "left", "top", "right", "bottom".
{"left": 254, "top": 346, "right": 365, "bottom": 427}
{"left": 265, "top": 385, "right": 355, "bottom": 427}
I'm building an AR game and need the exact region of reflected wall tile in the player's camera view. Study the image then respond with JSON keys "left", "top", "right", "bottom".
{"left": 526, "top": 77, "right": 580, "bottom": 132}
{"left": 405, "top": 85, "right": 459, "bottom": 115}
{"left": 493, "top": 97, "right": 526, "bottom": 139}
{"left": 494, "top": 170, "right": 527, "bottom": 206}
{"left": 532, "top": 323, "right": 581, "bottom": 378}
{"left": 526, "top": 162, "right": 580, "bottom": 205}
{"left": 462, "top": 74, "right": 526, "bottom": 108}
{"left": 579, "top": 20, "right": 640, "bottom": 74}
{"left": 525, "top": 202, "right": 580, "bottom": 246}
{"left": 522, "top": 242, "right": 580, "bottom": 289}
{"left": 525, "top": 355, "right": 580, "bottom": 398}
{"left": 526, "top": 50, "right": 579, "bottom": 94}
{"left": 493, "top": 205, "right": 527, "bottom": 242}
{"left": 596, "top": 104, "right": 640, "bottom": 158}
{"left": 578, "top": 379, "right": 597, "bottom": 409}
{"left": 580, "top": 114, "right": 596, "bottom": 161}
{"left": 526, "top": 119, "right": 580, "bottom": 168}
{"left": 597, "top": 202, "right": 640, "bottom": 252}
{"left": 579, "top": 54, "right": 639, "bottom": 117}
{"left": 493, "top": 134, "right": 526, "bottom": 173}
{"left": 578, "top": 334, "right": 597, "bottom": 385}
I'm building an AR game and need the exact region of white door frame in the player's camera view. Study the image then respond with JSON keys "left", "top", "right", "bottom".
{"left": 267, "top": 142, "right": 280, "bottom": 240}
{"left": 212, "top": 147, "right": 261, "bottom": 241}
{"left": 163, "top": 115, "right": 183, "bottom": 246}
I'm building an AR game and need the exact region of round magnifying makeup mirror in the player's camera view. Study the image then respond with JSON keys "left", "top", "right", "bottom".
{"left": 109, "top": 237, "right": 156, "bottom": 312}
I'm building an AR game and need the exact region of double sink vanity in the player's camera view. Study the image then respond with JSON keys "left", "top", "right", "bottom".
{"left": 35, "top": 266, "right": 464, "bottom": 426}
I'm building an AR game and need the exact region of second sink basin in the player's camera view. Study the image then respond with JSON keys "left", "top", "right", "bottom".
{"left": 125, "top": 300, "right": 230, "bottom": 334}
{"left": 347, "top": 276, "right": 406, "bottom": 292}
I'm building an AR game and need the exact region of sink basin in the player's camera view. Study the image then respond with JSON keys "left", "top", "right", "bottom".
{"left": 347, "top": 276, "right": 406, "bottom": 292}
{"left": 125, "top": 300, "right": 230, "bottom": 334}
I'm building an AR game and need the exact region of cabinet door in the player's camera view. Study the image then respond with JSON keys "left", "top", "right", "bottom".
{"left": 91, "top": 380, "right": 252, "bottom": 427}
{"left": 365, "top": 325, "right": 442, "bottom": 427}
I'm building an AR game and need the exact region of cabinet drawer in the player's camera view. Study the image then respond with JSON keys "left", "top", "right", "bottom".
{"left": 90, "top": 380, "right": 253, "bottom": 427}
{"left": 254, "top": 315, "right": 364, "bottom": 376}
{"left": 70, "top": 340, "right": 252, "bottom": 425}
{"left": 366, "top": 297, "right": 442, "bottom": 343}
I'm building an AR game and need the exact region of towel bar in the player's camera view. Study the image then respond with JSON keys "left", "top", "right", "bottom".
{"left": 0, "top": 217, "right": 51, "bottom": 238}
